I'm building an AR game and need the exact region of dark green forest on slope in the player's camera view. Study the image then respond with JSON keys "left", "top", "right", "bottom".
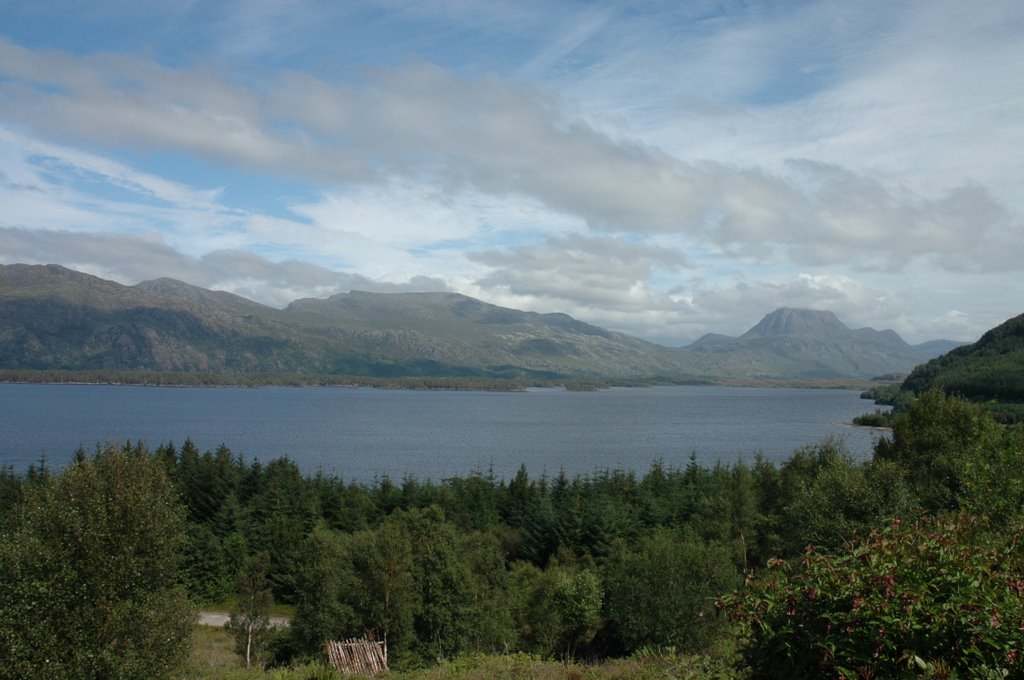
{"left": 2, "top": 389, "right": 1024, "bottom": 679}
{"left": 856, "top": 311, "right": 1024, "bottom": 426}
{"left": 901, "top": 312, "right": 1024, "bottom": 423}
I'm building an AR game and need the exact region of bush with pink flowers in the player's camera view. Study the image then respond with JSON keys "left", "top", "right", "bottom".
{"left": 722, "top": 514, "right": 1024, "bottom": 679}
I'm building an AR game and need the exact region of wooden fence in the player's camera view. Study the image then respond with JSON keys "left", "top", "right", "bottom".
{"left": 325, "top": 638, "right": 388, "bottom": 676}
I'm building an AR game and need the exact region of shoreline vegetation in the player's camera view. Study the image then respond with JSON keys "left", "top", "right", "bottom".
{"left": 0, "top": 368, "right": 888, "bottom": 393}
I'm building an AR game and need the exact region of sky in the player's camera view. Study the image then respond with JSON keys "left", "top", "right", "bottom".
{"left": 0, "top": 1, "right": 1022, "bottom": 346}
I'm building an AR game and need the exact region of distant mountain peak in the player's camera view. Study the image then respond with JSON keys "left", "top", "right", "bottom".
{"left": 135, "top": 277, "right": 208, "bottom": 298}
{"left": 741, "top": 308, "right": 848, "bottom": 339}
{"left": 1, "top": 263, "right": 105, "bottom": 287}
{"left": 0, "top": 264, "right": 963, "bottom": 380}
{"left": 134, "top": 277, "right": 274, "bottom": 315}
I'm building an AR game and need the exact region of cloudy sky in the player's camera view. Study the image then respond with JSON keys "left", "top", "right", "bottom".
{"left": 1, "top": 1, "right": 1021, "bottom": 345}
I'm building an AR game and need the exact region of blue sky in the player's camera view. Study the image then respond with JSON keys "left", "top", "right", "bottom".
{"left": 1, "top": 0, "right": 1022, "bottom": 345}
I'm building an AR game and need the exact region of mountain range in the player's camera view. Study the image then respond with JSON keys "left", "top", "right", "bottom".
{"left": 0, "top": 264, "right": 963, "bottom": 381}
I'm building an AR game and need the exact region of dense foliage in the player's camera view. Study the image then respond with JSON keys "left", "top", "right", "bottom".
{"left": 723, "top": 515, "right": 1024, "bottom": 678}
{"left": 724, "top": 391, "right": 1024, "bottom": 678}
{"left": 1, "top": 439, "right": 820, "bottom": 671}
{"left": 0, "top": 447, "right": 193, "bottom": 680}
{"left": 903, "top": 313, "right": 1024, "bottom": 399}
{"left": 901, "top": 312, "right": 1024, "bottom": 422}
{"left": 2, "top": 388, "right": 1023, "bottom": 677}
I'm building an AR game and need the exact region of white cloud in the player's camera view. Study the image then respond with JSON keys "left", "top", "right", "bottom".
{"left": 4, "top": 34, "right": 1017, "bottom": 276}
{"left": 470, "top": 233, "right": 691, "bottom": 309}
{"left": 0, "top": 1, "right": 1022, "bottom": 349}
{"left": 0, "top": 226, "right": 449, "bottom": 307}
{"left": 0, "top": 126, "right": 223, "bottom": 209}
{"left": 3, "top": 32, "right": 1017, "bottom": 271}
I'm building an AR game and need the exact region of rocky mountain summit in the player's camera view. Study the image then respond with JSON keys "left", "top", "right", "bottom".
{"left": 685, "top": 307, "right": 962, "bottom": 379}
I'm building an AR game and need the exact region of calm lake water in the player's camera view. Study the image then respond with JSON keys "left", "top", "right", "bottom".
{"left": 0, "top": 384, "right": 887, "bottom": 481}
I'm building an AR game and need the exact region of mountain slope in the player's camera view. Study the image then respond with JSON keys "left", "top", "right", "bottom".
{"left": 740, "top": 308, "right": 850, "bottom": 338}
{"left": 681, "top": 308, "right": 963, "bottom": 379}
{"left": 0, "top": 265, "right": 307, "bottom": 372}
{"left": 0, "top": 264, "right": 694, "bottom": 379}
{"left": 0, "top": 264, "right": 960, "bottom": 381}
{"left": 901, "top": 312, "right": 1024, "bottom": 401}
{"left": 284, "top": 291, "right": 687, "bottom": 377}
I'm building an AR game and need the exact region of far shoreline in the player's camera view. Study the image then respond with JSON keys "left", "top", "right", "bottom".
{"left": 0, "top": 369, "right": 892, "bottom": 393}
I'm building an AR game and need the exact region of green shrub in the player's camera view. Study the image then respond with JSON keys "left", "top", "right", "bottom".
{"left": 0, "top": 446, "right": 193, "bottom": 680}
{"left": 603, "top": 529, "right": 740, "bottom": 654}
{"left": 722, "top": 514, "right": 1024, "bottom": 679}
{"left": 852, "top": 409, "right": 892, "bottom": 427}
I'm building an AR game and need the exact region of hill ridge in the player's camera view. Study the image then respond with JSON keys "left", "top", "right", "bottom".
{"left": 0, "top": 263, "right": 961, "bottom": 380}
{"left": 902, "top": 312, "right": 1024, "bottom": 403}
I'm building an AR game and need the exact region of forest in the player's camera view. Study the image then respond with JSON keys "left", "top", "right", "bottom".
{"left": 883, "top": 312, "right": 1024, "bottom": 425}
{"left": 1, "top": 388, "right": 1023, "bottom": 679}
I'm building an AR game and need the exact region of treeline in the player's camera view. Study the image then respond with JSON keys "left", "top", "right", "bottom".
{"left": 2, "top": 389, "right": 1024, "bottom": 678}
{"left": 0, "top": 368, "right": 687, "bottom": 392}
{"left": 0, "top": 368, "right": 531, "bottom": 390}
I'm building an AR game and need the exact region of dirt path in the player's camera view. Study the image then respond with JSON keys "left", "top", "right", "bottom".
{"left": 197, "top": 611, "right": 290, "bottom": 627}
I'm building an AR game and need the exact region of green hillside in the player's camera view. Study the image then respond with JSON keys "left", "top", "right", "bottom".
{"left": 903, "top": 312, "right": 1024, "bottom": 399}
{"left": 900, "top": 312, "right": 1024, "bottom": 422}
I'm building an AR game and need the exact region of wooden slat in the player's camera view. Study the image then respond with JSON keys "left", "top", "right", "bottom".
{"left": 325, "top": 638, "right": 388, "bottom": 676}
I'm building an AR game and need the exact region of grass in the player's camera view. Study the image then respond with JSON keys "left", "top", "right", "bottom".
{"left": 199, "top": 598, "right": 297, "bottom": 619}
{"left": 185, "top": 628, "right": 743, "bottom": 680}
{"left": 189, "top": 624, "right": 246, "bottom": 674}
